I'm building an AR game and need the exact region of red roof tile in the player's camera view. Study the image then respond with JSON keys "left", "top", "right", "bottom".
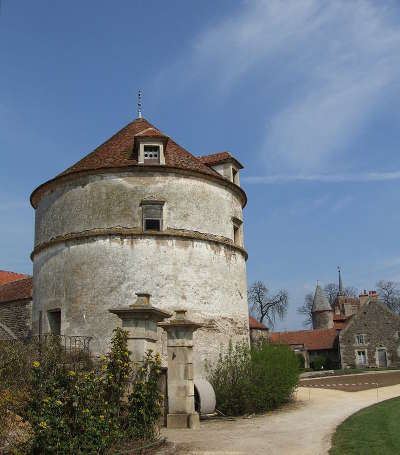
{"left": 0, "top": 277, "right": 32, "bottom": 303}
{"left": 333, "top": 321, "right": 346, "bottom": 330}
{"left": 269, "top": 328, "right": 338, "bottom": 351}
{"left": 31, "top": 118, "right": 248, "bottom": 208}
{"left": 198, "top": 151, "right": 244, "bottom": 169}
{"left": 0, "top": 270, "right": 30, "bottom": 286}
{"left": 249, "top": 316, "right": 269, "bottom": 330}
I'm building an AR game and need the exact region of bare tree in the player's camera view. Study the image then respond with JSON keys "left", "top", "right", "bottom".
{"left": 248, "top": 281, "right": 288, "bottom": 329}
{"left": 376, "top": 280, "right": 400, "bottom": 313}
{"left": 297, "top": 293, "right": 313, "bottom": 328}
{"left": 323, "top": 283, "right": 358, "bottom": 306}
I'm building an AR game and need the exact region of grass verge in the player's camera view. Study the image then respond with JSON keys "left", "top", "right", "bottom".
{"left": 330, "top": 397, "right": 400, "bottom": 455}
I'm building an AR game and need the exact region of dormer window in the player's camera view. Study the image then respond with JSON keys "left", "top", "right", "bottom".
{"left": 137, "top": 140, "right": 166, "bottom": 165}
{"left": 141, "top": 201, "right": 165, "bottom": 232}
{"left": 144, "top": 145, "right": 160, "bottom": 162}
{"left": 232, "top": 167, "right": 240, "bottom": 185}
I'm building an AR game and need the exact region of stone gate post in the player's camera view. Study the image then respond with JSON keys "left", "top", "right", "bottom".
{"left": 109, "top": 293, "right": 171, "bottom": 362}
{"left": 159, "top": 309, "right": 203, "bottom": 429}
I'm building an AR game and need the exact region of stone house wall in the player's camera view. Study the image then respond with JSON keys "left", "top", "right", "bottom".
{"left": 339, "top": 300, "right": 400, "bottom": 368}
{"left": 0, "top": 299, "right": 32, "bottom": 340}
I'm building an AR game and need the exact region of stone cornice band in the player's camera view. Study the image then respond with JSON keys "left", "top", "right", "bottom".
{"left": 30, "top": 165, "right": 247, "bottom": 209}
{"left": 31, "top": 227, "right": 248, "bottom": 261}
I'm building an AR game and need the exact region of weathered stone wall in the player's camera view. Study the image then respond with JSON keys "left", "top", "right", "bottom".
{"left": 34, "top": 171, "right": 244, "bottom": 247}
{"left": 339, "top": 301, "right": 400, "bottom": 368}
{"left": 0, "top": 300, "right": 32, "bottom": 340}
{"left": 32, "top": 170, "right": 249, "bottom": 377}
{"left": 312, "top": 310, "right": 333, "bottom": 330}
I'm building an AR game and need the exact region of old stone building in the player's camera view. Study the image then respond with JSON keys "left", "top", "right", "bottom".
{"left": 249, "top": 316, "right": 269, "bottom": 346}
{"left": 340, "top": 299, "right": 400, "bottom": 368}
{"left": 29, "top": 115, "right": 250, "bottom": 375}
{"left": 0, "top": 271, "right": 32, "bottom": 340}
{"left": 270, "top": 272, "right": 400, "bottom": 369}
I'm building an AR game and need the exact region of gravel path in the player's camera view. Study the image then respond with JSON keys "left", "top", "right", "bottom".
{"left": 162, "top": 384, "right": 400, "bottom": 454}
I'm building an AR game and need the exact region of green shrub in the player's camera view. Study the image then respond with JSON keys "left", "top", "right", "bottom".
{"left": 207, "top": 340, "right": 299, "bottom": 416}
{"left": 310, "top": 354, "right": 327, "bottom": 371}
{"left": 126, "top": 350, "right": 163, "bottom": 440}
{"left": 0, "top": 340, "right": 36, "bottom": 452}
{"left": 296, "top": 354, "right": 305, "bottom": 369}
{"left": 0, "top": 328, "right": 163, "bottom": 454}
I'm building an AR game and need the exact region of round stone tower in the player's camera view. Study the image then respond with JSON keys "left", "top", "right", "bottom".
{"left": 312, "top": 284, "right": 333, "bottom": 330}
{"left": 30, "top": 117, "right": 249, "bottom": 376}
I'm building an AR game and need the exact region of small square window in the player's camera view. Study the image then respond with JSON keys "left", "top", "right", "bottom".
{"left": 232, "top": 217, "right": 242, "bottom": 246}
{"left": 143, "top": 145, "right": 160, "bottom": 162}
{"left": 145, "top": 219, "right": 161, "bottom": 231}
{"left": 142, "top": 202, "right": 163, "bottom": 232}
{"left": 356, "top": 334, "right": 365, "bottom": 345}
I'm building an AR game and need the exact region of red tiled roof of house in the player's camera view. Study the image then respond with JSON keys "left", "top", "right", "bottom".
{"left": 333, "top": 321, "right": 346, "bottom": 330}
{"left": 31, "top": 118, "right": 248, "bottom": 208}
{"left": 0, "top": 270, "right": 30, "bottom": 286}
{"left": 198, "top": 151, "right": 244, "bottom": 169}
{"left": 333, "top": 314, "right": 347, "bottom": 321}
{"left": 249, "top": 316, "right": 269, "bottom": 330}
{"left": 269, "top": 328, "right": 338, "bottom": 351}
{"left": 0, "top": 277, "right": 32, "bottom": 303}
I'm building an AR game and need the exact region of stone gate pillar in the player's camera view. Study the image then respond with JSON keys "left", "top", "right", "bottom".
{"left": 159, "top": 309, "right": 203, "bottom": 429}
{"left": 109, "top": 293, "right": 171, "bottom": 362}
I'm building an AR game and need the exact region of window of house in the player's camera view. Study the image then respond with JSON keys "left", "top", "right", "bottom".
{"left": 356, "top": 334, "right": 365, "bottom": 345}
{"left": 356, "top": 350, "right": 367, "bottom": 365}
{"left": 143, "top": 145, "right": 160, "bottom": 162}
{"left": 47, "top": 309, "right": 61, "bottom": 336}
{"left": 142, "top": 201, "right": 164, "bottom": 231}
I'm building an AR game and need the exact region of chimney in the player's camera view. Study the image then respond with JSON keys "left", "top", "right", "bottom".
{"left": 359, "top": 290, "right": 368, "bottom": 305}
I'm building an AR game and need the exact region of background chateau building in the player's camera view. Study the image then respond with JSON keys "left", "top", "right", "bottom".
{"left": 271, "top": 271, "right": 400, "bottom": 369}
{"left": 26, "top": 115, "right": 249, "bottom": 375}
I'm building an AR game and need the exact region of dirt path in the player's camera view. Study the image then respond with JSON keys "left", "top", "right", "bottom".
{"left": 162, "top": 384, "right": 400, "bottom": 454}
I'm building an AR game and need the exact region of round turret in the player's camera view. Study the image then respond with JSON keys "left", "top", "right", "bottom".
{"left": 312, "top": 284, "right": 333, "bottom": 330}
{"left": 30, "top": 117, "right": 249, "bottom": 376}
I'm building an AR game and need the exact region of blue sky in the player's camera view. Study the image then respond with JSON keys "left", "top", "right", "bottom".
{"left": 1, "top": 1, "right": 400, "bottom": 330}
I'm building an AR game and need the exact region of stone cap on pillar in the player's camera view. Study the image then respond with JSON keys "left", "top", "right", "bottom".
{"left": 158, "top": 309, "right": 203, "bottom": 331}
{"left": 109, "top": 293, "right": 172, "bottom": 322}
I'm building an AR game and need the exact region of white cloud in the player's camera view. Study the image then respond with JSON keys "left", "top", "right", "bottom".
{"left": 163, "top": 0, "right": 400, "bottom": 172}
{"left": 243, "top": 170, "right": 400, "bottom": 184}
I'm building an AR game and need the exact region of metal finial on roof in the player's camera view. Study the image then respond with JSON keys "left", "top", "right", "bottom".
{"left": 338, "top": 266, "right": 344, "bottom": 295}
{"left": 138, "top": 89, "right": 142, "bottom": 119}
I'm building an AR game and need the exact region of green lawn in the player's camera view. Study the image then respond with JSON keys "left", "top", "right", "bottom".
{"left": 330, "top": 397, "right": 400, "bottom": 455}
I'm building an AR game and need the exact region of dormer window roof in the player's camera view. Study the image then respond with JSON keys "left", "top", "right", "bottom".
{"left": 198, "top": 151, "right": 243, "bottom": 185}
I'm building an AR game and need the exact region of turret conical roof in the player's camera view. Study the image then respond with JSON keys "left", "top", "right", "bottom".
{"left": 312, "top": 284, "right": 331, "bottom": 312}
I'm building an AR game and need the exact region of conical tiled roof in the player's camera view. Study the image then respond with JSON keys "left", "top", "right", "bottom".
{"left": 31, "top": 117, "right": 247, "bottom": 208}
{"left": 312, "top": 284, "right": 331, "bottom": 312}
{"left": 58, "top": 118, "right": 218, "bottom": 179}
